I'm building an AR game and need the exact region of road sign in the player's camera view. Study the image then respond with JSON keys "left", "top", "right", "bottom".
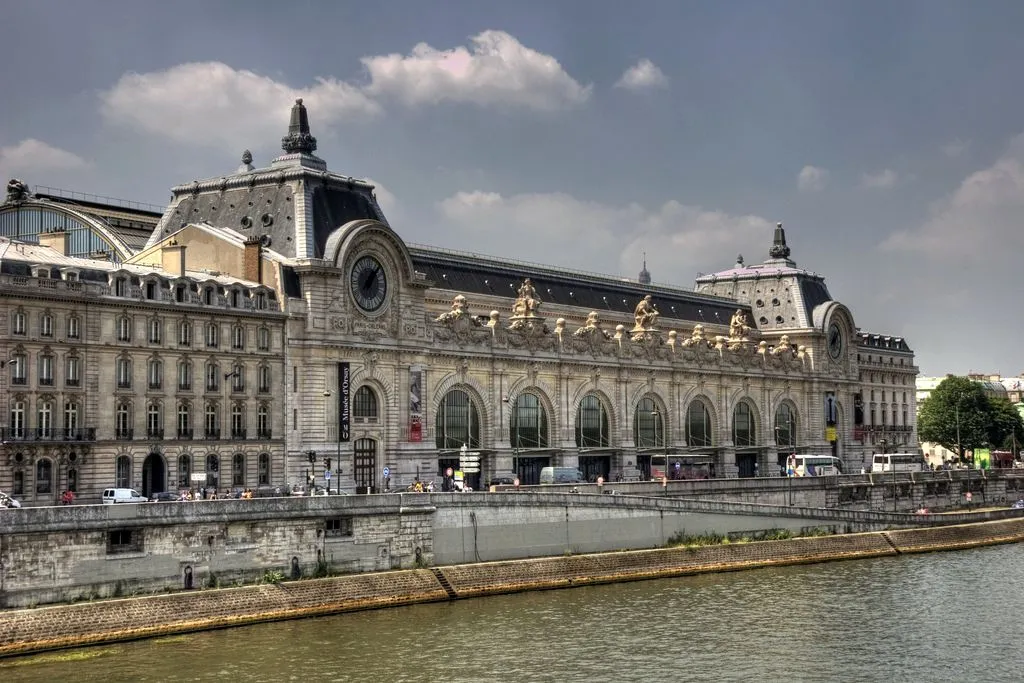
{"left": 461, "top": 466, "right": 480, "bottom": 473}
{"left": 383, "top": 466, "right": 391, "bottom": 477}
{"left": 460, "top": 455, "right": 480, "bottom": 462}
{"left": 324, "top": 470, "right": 331, "bottom": 480}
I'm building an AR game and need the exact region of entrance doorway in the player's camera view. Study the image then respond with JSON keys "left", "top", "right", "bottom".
{"left": 516, "top": 456, "right": 549, "bottom": 486}
{"left": 354, "top": 438, "right": 377, "bottom": 494}
{"left": 142, "top": 452, "right": 166, "bottom": 496}
{"left": 736, "top": 452, "right": 757, "bottom": 478}
{"left": 579, "top": 455, "right": 611, "bottom": 482}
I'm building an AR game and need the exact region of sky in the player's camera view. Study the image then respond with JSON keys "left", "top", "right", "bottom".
{"left": 2, "top": 0, "right": 1024, "bottom": 377}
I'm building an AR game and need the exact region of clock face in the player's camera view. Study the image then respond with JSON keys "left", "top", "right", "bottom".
{"left": 350, "top": 255, "right": 388, "bottom": 313}
{"left": 827, "top": 322, "right": 843, "bottom": 360}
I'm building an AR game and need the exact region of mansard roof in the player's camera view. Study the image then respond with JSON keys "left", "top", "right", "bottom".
{"left": 409, "top": 244, "right": 749, "bottom": 325}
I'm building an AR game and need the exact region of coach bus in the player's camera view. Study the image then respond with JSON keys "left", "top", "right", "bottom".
{"left": 870, "top": 452, "right": 926, "bottom": 473}
{"left": 649, "top": 454, "right": 713, "bottom": 480}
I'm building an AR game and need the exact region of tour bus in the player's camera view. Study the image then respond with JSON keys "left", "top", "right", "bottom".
{"left": 871, "top": 452, "right": 926, "bottom": 473}
{"left": 790, "top": 455, "right": 843, "bottom": 477}
{"left": 650, "top": 454, "right": 713, "bottom": 480}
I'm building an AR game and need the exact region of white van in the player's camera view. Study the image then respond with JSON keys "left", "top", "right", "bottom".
{"left": 539, "top": 467, "right": 585, "bottom": 485}
{"left": 102, "top": 488, "right": 149, "bottom": 504}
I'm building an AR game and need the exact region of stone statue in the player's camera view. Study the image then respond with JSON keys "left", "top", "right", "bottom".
{"left": 512, "top": 278, "right": 541, "bottom": 317}
{"left": 682, "top": 324, "right": 708, "bottom": 348}
{"left": 574, "top": 311, "right": 610, "bottom": 338}
{"left": 5, "top": 178, "right": 30, "bottom": 203}
{"left": 633, "top": 295, "right": 660, "bottom": 330}
{"left": 771, "top": 334, "right": 794, "bottom": 356}
{"left": 729, "top": 309, "right": 752, "bottom": 340}
{"left": 435, "top": 294, "right": 470, "bottom": 323}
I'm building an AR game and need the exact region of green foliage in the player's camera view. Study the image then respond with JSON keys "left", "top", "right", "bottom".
{"left": 762, "top": 529, "right": 794, "bottom": 541}
{"left": 988, "top": 398, "right": 1024, "bottom": 453}
{"left": 262, "top": 570, "right": 285, "bottom": 584}
{"left": 918, "top": 376, "right": 994, "bottom": 459}
{"left": 206, "top": 572, "right": 220, "bottom": 589}
{"left": 315, "top": 556, "right": 331, "bottom": 578}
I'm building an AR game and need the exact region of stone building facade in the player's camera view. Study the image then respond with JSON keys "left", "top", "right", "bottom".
{"left": 1, "top": 99, "right": 918, "bottom": 500}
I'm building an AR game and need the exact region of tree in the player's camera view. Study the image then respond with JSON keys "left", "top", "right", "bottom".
{"left": 917, "top": 376, "right": 991, "bottom": 461}
{"left": 988, "top": 397, "right": 1024, "bottom": 454}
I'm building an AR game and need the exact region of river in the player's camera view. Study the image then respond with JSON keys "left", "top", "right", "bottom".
{"left": 3, "top": 544, "right": 1023, "bottom": 682}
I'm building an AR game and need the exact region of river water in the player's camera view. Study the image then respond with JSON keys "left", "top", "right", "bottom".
{"left": 3, "top": 545, "right": 1024, "bottom": 682}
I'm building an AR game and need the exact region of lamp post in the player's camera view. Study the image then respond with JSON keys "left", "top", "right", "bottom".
{"left": 880, "top": 438, "right": 895, "bottom": 512}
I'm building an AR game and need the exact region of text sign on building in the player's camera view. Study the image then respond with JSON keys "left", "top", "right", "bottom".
{"left": 338, "top": 362, "right": 351, "bottom": 442}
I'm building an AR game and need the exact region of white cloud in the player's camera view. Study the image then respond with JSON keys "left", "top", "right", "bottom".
{"left": 797, "top": 165, "right": 829, "bottom": 192}
{"left": 942, "top": 139, "right": 970, "bottom": 158}
{"left": 360, "top": 30, "right": 591, "bottom": 110}
{"left": 881, "top": 133, "right": 1024, "bottom": 263}
{"left": 614, "top": 59, "right": 669, "bottom": 90}
{"left": 99, "top": 62, "right": 380, "bottom": 151}
{"left": 861, "top": 169, "right": 898, "bottom": 189}
{"left": 437, "top": 190, "right": 772, "bottom": 286}
{"left": 0, "top": 138, "right": 91, "bottom": 180}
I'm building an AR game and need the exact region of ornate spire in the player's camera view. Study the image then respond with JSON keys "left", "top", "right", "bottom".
{"left": 281, "top": 98, "right": 317, "bottom": 154}
{"left": 768, "top": 221, "right": 791, "bottom": 260}
{"left": 638, "top": 252, "right": 651, "bottom": 285}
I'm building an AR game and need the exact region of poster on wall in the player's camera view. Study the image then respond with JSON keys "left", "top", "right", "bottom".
{"left": 338, "top": 362, "right": 351, "bottom": 442}
{"left": 409, "top": 365, "right": 423, "bottom": 442}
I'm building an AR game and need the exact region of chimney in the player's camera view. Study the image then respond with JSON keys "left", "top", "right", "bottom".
{"left": 161, "top": 241, "right": 186, "bottom": 277}
{"left": 38, "top": 227, "right": 69, "bottom": 255}
{"left": 243, "top": 237, "right": 263, "bottom": 284}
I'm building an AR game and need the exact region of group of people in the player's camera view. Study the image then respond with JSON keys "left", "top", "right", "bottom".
{"left": 180, "top": 488, "right": 255, "bottom": 500}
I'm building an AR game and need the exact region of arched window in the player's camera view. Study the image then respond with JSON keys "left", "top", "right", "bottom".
{"left": 37, "top": 399, "right": 54, "bottom": 439}
{"left": 116, "top": 357, "right": 132, "bottom": 389}
{"left": 149, "top": 318, "right": 162, "bottom": 344}
{"left": 232, "top": 453, "right": 245, "bottom": 487}
{"left": 36, "top": 458, "right": 53, "bottom": 494}
{"left": 177, "top": 454, "right": 191, "bottom": 489}
{"left": 148, "top": 358, "right": 163, "bottom": 389}
{"left": 40, "top": 312, "right": 53, "bottom": 338}
{"left": 117, "top": 315, "right": 132, "bottom": 342}
{"left": 576, "top": 394, "right": 609, "bottom": 448}
{"left": 177, "top": 402, "right": 192, "bottom": 438}
{"left": 205, "top": 454, "right": 220, "bottom": 489}
{"left": 66, "top": 353, "right": 81, "bottom": 387}
{"left": 10, "top": 400, "right": 26, "bottom": 438}
{"left": 435, "top": 389, "right": 480, "bottom": 449}
{"left": 257, "top": 326, "right": 270, "bottom": 351}
{"left": 116, "top": 401, "right": 132, "bottom": 439}
{"left": 64, "top": 400, "right": 79, "bottom": 438}
{"left": 634, "top": 396, "right": 665, "bottom": 448}
{"left": 353, "top": 386, "right": 378, "bottom": 423}
{"left": 686, "top": 400, "right": 713, "bottom": 447}
{"left": 257, "top": 364, "right": 271, "bottom": 393}
{"left": 12, "top": 309, "right": 26, "bottom": 335}
{"left": 511, "top": 393, "right": 548, "bottom": 448}
{"left": 115, "top": 455, "right": 131, "bottom": 488}
{"left": 67, "top": 314, "right": 80, "bottom": 339}
{"left": 205, "top": 403, "right": 219, "bottom": 439}
{"left": 147, "top": 401, "right": 162, "bottom": 438}
{"left": 733, "top": 402, "right": 756, "bottom": 447}
{"left": 10, "top": 351, "right": 27, "bottom": 385}
{"left": 231, "top": 363, "right": 245, "bottom": 392}
{"left": 258, "top": 453, "right": 270, "bottom": 485}
{"left": 774, "top": 403, "right": 796, "bottom": 447}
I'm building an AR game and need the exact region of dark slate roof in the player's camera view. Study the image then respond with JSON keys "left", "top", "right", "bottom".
{"left": 856, "top": 331, "right": 913, "bottom": 353}
{"left": 409, "top": 245, "right": 748, "bottom": 324}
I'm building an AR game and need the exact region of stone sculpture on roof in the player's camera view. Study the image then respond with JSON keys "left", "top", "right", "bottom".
{"left": 729, "top": 309, "right": 753, "bottom": 340}
{"left": 512, "top": 278, "right": 541, "bottom": 318}
{"left": 5, "top": 178, "right": 30, "bottom": 203}
{"left": 633, "top": 295, "right": 660, "bottom": 331}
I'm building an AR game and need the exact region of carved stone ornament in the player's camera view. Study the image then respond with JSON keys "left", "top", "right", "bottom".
{"left": 507, "top": 318, "right": 554, "bottom": 351}
{"left": 632, "top": 295, "right": 661, "bottom": 333}
{"left": 5, "top": 178, "right": 31, "bottom": 203}
{"left": 511, "top": 278, "right": 542, "bottom": 318}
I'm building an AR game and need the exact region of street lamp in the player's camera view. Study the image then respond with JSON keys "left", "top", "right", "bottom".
{"left": 880, "top": 438, "right": 895, "bottom": 513}
{"left": 776, "top": 425, "right": 794, "bottom": 506}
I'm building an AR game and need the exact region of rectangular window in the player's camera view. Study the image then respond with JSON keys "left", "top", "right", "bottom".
{"left": 107, "top": 529, "right": 142, "bottom": 554}
{"left": 66, "top": 356, "right": 80, "bottom": 386}
{"left": 233, "top": 325, "right": 245, "bottom": 350}
{"left": 40, "top": 315, "right": 53, "bottom": 337}
{"left": 258, "top": 366, "right": 271, "bottom": 393}
{"left": 11, "top": 354, "right": 27, "bottom": 385}
{"left": 13, "top": 311, "right": 26, "bottom": 335}
{"left": 38, "top": 355, "right": 53, "bottom": 386}
{"left": 117, "top": 359, "right": 132, "bottom": 389}
{"left": 118, "top": 317, "right": 132, "bottom": 342}
{"left": 325, "top": 517, "right": 353, "bottom": 537}
{"left": 67, "top": 316, "right": 80, "bottom": 339}
{"left": 292, "top": 365, "right": 297, "bottom": 392}
{"left": 293, "top": 408, "right": 297, "bottom": 430}
{"left": 257, "top": 327, "right": 269, "bottom": 351}
{"left": 206, "top": 323, "right": 219, "bottom": 348}
{"left": 149, "top": 319, "right": 162, "bottom": 344}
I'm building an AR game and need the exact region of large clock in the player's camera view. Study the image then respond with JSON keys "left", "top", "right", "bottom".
{"left": 350, "top": 254, "right": 388, "bottom": 313}
{"left": 827, "top": 322, "right": 844, "bottom": 360}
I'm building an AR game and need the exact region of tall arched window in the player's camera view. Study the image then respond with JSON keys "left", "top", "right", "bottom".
{"left": 257, "top": 404, "right": 270, "bottom": 438}
{"left": 115, "top": 455, "right": 131, "bottom": 488}
{"left": 511, "top": 393, "right": 548, "bottom": 448}
{"left": 205, "top": 454, "right": 220, "bottom": 489}
{"left": 435, "top": 389, "right": 480, "bottom": 449}
{"left": 177, "top": 454, "right": 191, "bottom": 489}
{"left": 774, "top": 403, "right": 796, "bottom": 447}
{"left": 353, "top": 386, "right": 378, "bottom": 423}
{"left": 36, "top": 458, "right": 53, "bottom": 494}
{"left": 576, "top": 394, "right": 609, "bottom": 447}
{"left": 116, "top": 401, "right": 132, "bottom": 439}
{"left": 148, "top": 358, "right": 163, "bottom": 390}
{"left": 37, "top": 399, "right": 54, "bottom": 439}
{"left": 633, "top": 396, "right": 664, "bottom": 448}
{"left": 147, "top": 401, "right": 162, "bottom": 438}
{"left": 178, "top": 320, "right": 192, "bottom": 346}
{"left": 10, "top": 400, "right": 26, "bottom": 438}
{"left": 232, "top": 453, "right": 245, "bottom": 487}
{"left": 64, "top": 400, "right": 79, "bottom": 438}
{"left": 686, "top": 400, "right": 713, "bottom": 447}
{"left": 177, "top": 360, "right": 193, "bottom": 391}
{"left": 206, "top": 362, "right": 219, "bottom": 392}
{"left": 733, "top": 401, "right": 756, "bottom": 447}
{"left": 177, "top": 402, "right": 192, "bottom": 438}
{"left": 258, "top": 452, "right": 270, "bottom": 485}
{"left": 231, "top": 404, "right": 245, "bottom": 438}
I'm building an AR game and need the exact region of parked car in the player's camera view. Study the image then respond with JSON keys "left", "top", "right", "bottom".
{"left": 0, "top": 492, "right": 21, "bottom": 508}
{"left": 149, "top": 491, "right": 182, "bottom": 503}
{"left": 102, "top": 488, "right": 149, "bottom": 504}
{"left": 489, "top": 472, "right": 518, "bottom": 486}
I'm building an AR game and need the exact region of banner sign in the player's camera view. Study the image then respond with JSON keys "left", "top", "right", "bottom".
{"left": 824, "top": 391, "right": 837, "bottom": 427}
{"left": 339, "top": 362, "right": 351, "bottom": 442}
{"left": 409, "top": 365, "right": 423, "bottom": 442}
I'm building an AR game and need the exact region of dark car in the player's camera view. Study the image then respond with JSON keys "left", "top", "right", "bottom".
{"left": 489, "top": 473, "right": 518, "bottom": 486}
{"left": 149, "top": 491, "right": 181, "bottom": 502}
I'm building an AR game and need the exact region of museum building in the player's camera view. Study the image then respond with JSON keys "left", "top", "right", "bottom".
{"left": 0, "top": 100, "right": 919, "bottom": 501}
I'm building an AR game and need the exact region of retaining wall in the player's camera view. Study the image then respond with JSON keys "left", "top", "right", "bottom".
{"left": 2, "top": 518, "right": 1023, "bottom": 658}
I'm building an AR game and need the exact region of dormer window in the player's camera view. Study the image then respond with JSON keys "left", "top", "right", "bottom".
{"left": 230, "top": 289, "right": 241, "bottom": 308}
{"left": 204, "top": 287, "right": 215, "bottom": 305}
{"left": 145, "top": 281, "right": 157, "bottom": 300}
{"left": 114, "top": 277, "right": 127, "bottom": 297}
{"left": 254, "top": 292, "right": 266, "bottom": 310}
{"left": 175, "top": 285, "right": 185, "bottom": 303}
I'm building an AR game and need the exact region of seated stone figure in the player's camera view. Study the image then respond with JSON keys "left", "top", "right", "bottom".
{"left": 729, "top": 309, "right": 752, "bottom": 340}
{"left": 633, "top": 295, "right": 660, "bottom": 330}
{"left": 574, "top": 311, "right": 609, "bottom": 338}
{"left": 436, "top": 294, "right": 469, "bottom": 323}
{"left": 682, "top": 323, "right": 708, "bottom": 347}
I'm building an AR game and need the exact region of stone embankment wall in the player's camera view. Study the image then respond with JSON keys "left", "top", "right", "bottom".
{"left": 1, "top": 518, "right": 1022, "bottom": 658}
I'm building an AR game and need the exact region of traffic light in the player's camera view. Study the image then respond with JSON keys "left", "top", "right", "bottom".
{"left": 324, "top": 457, "right": 332, "bottom": 471}
{"left": 307, "top": 451, "right": 316, "bottom": 465}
